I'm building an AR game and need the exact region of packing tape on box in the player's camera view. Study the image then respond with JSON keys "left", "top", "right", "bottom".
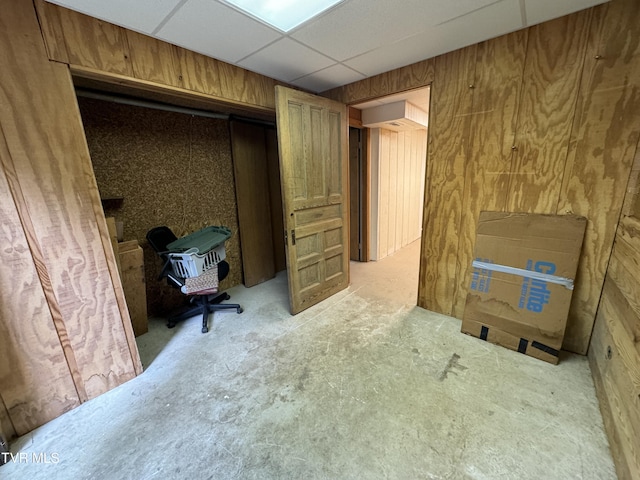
{"left": 478, "top": 326, "right": 559, "bottom": 358}
{"left": 471, "top": 260, "right": 575, "bottom": 290}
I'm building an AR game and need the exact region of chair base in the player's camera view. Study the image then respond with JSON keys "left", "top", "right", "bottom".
{"left": 167, "top": 291, "right": 243, "bottom": 333}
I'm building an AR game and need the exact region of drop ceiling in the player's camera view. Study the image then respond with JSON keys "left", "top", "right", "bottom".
{"left": 46, "top": 0, "right": 608, "bottom": 94}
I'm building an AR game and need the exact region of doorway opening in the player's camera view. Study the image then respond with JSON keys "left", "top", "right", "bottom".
{"left": 348, "top": 86, "right": 430, "bottom": 295}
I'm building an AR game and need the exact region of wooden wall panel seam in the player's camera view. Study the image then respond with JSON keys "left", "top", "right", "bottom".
{"left": 32, "top": 0, "right": 70, "bottom": 64}
{"left": 0, "top": 125, "right": 87, "bottom": 403}
{"left": 35, "top": 1, "right": 282, "bottom": 112}
{"left": 70, "top": 65, "right": 277, "bottom": 116}
{"left": 555, "top": 7, "right": 597, "bottom": 216}
{"left": 559, "top": 0, "right": 640, "bottom": 354}
{"left": 450, "top": 30, "right": 529, "bottom": 319}
{"left": 588, "top": 349, "right": 635, "bottom": 480}
{"left": 65, "top": 81, "right": 143, "bottom": 376}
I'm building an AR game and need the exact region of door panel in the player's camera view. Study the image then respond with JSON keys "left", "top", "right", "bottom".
{"left": 275, "top": 86, "right": 349, "bottom": 314}
{"left": 230, "top": 120, "right": 276, "bottom": 287}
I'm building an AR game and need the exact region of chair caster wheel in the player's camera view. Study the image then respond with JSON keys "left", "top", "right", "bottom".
{"left": 201, "top": 326, "right": 208, "bottom": 334}
{"left": 237, "top": 307, "right": 243, "bottom": 314}
{"left": 167, "top": 322, "right": 176, "bottom": 329}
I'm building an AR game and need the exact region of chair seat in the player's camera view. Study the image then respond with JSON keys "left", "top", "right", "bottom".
{"left": 146, "top": 225, "right": 242, "bottom": 333}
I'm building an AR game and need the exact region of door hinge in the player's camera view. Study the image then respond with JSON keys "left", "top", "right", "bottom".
{"left": 285, "top": 229, "right": 296, "bottom": 245}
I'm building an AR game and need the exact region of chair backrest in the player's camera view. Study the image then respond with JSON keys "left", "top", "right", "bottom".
{"left": 146, "top": 226, "right": 178, "bottom": 255}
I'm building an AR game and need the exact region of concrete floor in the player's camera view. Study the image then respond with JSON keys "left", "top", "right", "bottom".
{"left": 3, "top": 240, "right": 616, "bottom": 479}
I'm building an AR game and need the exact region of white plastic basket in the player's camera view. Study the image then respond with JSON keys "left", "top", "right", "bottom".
{"left": 168, "top": 244, "right": 226, "bottom": 279}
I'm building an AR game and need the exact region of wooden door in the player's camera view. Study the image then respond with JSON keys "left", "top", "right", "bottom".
{"left": 230, "top": 120, "right": 276, "bottom": 287}
{"left": 275, "top": 86, "right": 349, "bottom": 314}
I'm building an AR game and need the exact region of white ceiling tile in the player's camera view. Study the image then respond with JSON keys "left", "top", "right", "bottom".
{"left": 425, "top": 0, "right": 505, "bottom": 25}
{"left": 345, "top": 0, "right": 524, "bottom": 77}
{"left": 239, "top": 38, "right": 335, "bottom": 83}
{"left": 45, "top": 0, "right": 182, "bottom": 34}
{"left": 156, "top": 0, "right": 281, "bottom": 64}
{"left": 290, "top": 64, "right": 366, "bottom": 93}
{"left": 291, "top": 0, "right": 498, "bottom": 62}
{"left": 46, "top": 0, "right": 609, "bottom": 93}
{"left": 525, "top": 0, "right": 608, "bottom": 26}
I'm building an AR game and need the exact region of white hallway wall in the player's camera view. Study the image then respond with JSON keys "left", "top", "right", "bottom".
{"left": 369, "top": 127, "right": 427, "bottom": 260}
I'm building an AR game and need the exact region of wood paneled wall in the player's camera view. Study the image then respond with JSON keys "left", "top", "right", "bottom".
{"left": 0, "top": 0, "right": 141, "bottom": 440}
{"left": 369, "top": 128, "right": 427, "bottom": 260}
{"left": 34, "top": 0, "right": 286, "bottom": 116}
{"left": 589, "top": 146, "right": 640, "bottom": 480}
{"left": 0, "top": 0, "right": 300, "bottom": 440}
{"left": 230, "top": 121, "right": 276, "bottom": 287}
{"left": 324, "top": 0, "right": 640, "bottom": 358}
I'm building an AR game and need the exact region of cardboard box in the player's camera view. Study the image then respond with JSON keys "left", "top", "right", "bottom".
{"left": 461, "top": 212, "right": 587, "bottom": 364}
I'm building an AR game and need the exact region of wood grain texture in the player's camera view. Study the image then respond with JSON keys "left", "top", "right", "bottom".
{"left": 36, "top": 1, "right": 281, "bottom": 112}
{"left": 54, "top": 4, "right": 133, "bottom": 76}
{"left": 322, "top": 58, "right": 435, "bottom": 105}
{"left": 608, "top": 218, "right": 640, "bottom": 344}
{"left": 275, "top": 86, "right": 349, "bottom": 314}
{"left": 327, "top": 78, "right": 371, "bottom": 105}
{"left": 0, "top": 132, "right": 81, "bottom": 436}
{"left": 451, "top": 31, "right": 528, "bottom": 319}
{"left": 559, "top": 0, "right": 640, "bottom": 354}
{"left": 266, "top": 128, "right": 286, "bottom": 273}
{"left": 322, "top": 1, "right": 640, "bottom": 363}
{"left": 622, "top": 144, "right": 640, "bottom": 217}
{"left": 0, "top": 0, "right": 139, "bottom": 415}
{"left": 411, "top": 131, "right": 422, "bottom": 244}
{"left": 418, "top": 46, "right": 476, "bottom": 315}
{"left": 590, "top": 280, "right": 640, "bottom": 479}
{"left": 589, "top": 319, "right": 635, "bottom": 480}
{"left": 33, "top": 0, "right": 69, "bottom": 63}
{"left": 126, "top": 30, "right": 181, "bottom": 88}
{"left": 588, "top": 179, "right": 640, "bottom": 478}
{"left": 218, "top": 62, "right": 276, "bottom": 111}
{"left": 230, "top": 121, "right": 276, "bottom": 287}
{"left": 118, "top": 241, "right": 148, "bottom": 337}
{"left": 369, "top": 60, "right": 435, "bottom": 100}
{"left": 106, "top": 217, "right": 122, "bottom": 275}
{"left": 506, "top": 11, "right": 591, "bottom": 214}
{"left": 171, "top": 46, "right": 223, "bottom": 97}
{"left": 71, "top": 65, "right": 277, "bottom": 119}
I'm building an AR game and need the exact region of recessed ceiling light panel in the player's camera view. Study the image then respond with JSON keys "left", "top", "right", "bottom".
{"left": 223, "top": 0, "right": 344, "bottom": 32}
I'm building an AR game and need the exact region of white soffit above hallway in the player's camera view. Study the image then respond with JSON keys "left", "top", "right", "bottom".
{"left": 46, "top": 0, "right": 609, "bottom": 94}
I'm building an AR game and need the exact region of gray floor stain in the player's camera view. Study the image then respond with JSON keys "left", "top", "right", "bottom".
{"left": 439, "top": 353, "right": 468, "bottom": 381}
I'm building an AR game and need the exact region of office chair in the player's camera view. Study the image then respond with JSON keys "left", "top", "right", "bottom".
{"left": 146, "top": 226, "right": 242, "bottom": 333}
